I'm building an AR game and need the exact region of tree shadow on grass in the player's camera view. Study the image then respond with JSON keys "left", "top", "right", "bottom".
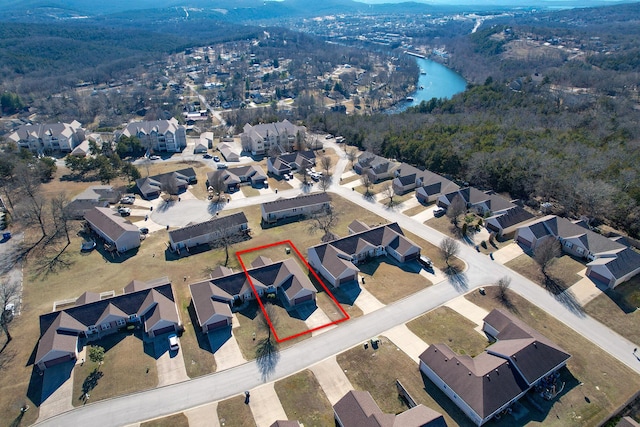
{"left": 255, "top": 337, "right": 279, "bottom": 382}
{"left": 602, "top": 287, "right": 638, "bottom": 314}
{"left": 29, "top": 247, "right": 74, "bottom": 280}
{"left": 543, "top": 276, "right": 585, "bottom": 317}
{"left": 444, "top": 265, "right": 469, "bottom": 291}
{"left": 79, "top": 368, "right": 103, "bottom": 401}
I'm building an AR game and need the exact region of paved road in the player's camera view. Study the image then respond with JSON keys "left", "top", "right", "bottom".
{"left": 35, "top": 140, "right": 640, "bottom": 426}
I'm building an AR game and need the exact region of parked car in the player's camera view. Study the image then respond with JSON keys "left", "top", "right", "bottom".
{"left": 81, "top": 240, "right": 96, "bottom": 251}
{"left": 203, "top": 153, "right": 213, "bottom": 159}
{"left": 149, "top": 155, "right": 161, "bottom": 160}
{"left": 418, "top": 255, "right": 433, "bottom": 269}
{"left": 120, "top": 196, "right": 135, "bottom": 204}
{"left": 118, "top": 207, "right": 131, "bottom": 216}
{"left": 433, "top": 207, "right": 446, "bottom": 217}
{"left": 213, "top": 156, "right": 220, "bottom": 162}
{"left": 217, "top": 163, "right": 228, "bottom": 169}
{"left": 139, "top": 227, "right": 149, "bottom": 235}
{"left": 283, "top": 173, "right": 291, "bottom": 181}
{"left": 168, "top": 334, "right": 179, "bottom": 351}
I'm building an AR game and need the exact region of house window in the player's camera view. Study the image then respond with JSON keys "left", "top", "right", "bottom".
{"left": 116, "top": 319, "right": 126, "bottom": 326}
{"left": 576, "top": 247, "right": 584, "bottom": 255}
{"left": 101, "top": 323, "right": 111, "bottom": 330}
{"left": 564, "top": 241, "right": 573, "bottom": 249}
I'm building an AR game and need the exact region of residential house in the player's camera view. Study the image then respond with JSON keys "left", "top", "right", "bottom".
{"left": 193, "top": 141, "right": 208, "bottom": 154}
{"left": 419, "top": 309, "right": 570, "bottom": 426}
{"left": 84, "top": 207, "right": 141, "bottom": 252}
{"left": 219, "top": 142, "right": 241, "bottom": 162}
{"left": 266, "top": 151, "right": 316, "bottom": 177}
{"left": 515, "top": 215, "right": 640, "bottom": 288}
{"left": 168, "top": 212, "right": 249, "bottom": 252}
{"left": 35, "top": 277, "right": 181, "bottom": 370}
{"left": 261, "top": 193, "right": 331, "bottom": 225}
{"left": 353, "top": 152, "right": 401, "bottom": 183}
{"left": 118, "top": 118, "right": 187, "bottom": 153}
{"left": 240, "top": 119, "right": 306, "bottom": 156}
{"left": 390, "top": 163, "right": 460, "bottom": 202}
{"left": 8, "top": 120, "right": 85, "bottom": 153}
{"left": 64, "top": 183, "right": 120, "bottom": 219}
{"left": 189, "top": 257, "right": 316, "bottom": 333}
{"left": 334, "top": 390, "right": 446, "bottom": 427}
{"left": 307, "top": 221, "right": 421, "bottom": 287}
{"left": 135, "top": 167, "right": 196, "bottom": 199}
{"left": 206, "top": 165, "right": 267, "bottom": 193}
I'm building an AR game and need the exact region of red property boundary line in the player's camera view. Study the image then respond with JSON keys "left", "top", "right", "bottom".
{"left": 236, "top": 240, "right": 350, "bottom": 343}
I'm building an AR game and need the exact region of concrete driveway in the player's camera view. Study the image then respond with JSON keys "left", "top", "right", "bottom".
{"left": 150, "top": 199, "right": 212, "bottom": 227}
{"left": 154, "top": 336, "right": 189, "bottom": 387}
{"left": 383, "top": 324, "right": 428, "bottom": 363}
{"left": 444, "top": 295, "right": 490, "bottom": 335}
{"left": 309, "top": 356, "right": 354, "bottom": 405}
{"left": 353, "top": 286, "right": 385, "bottom": 314}
{"left": 491, "top": 242, "right": 525, "bottom": 264}
{"left": 36, "top": 361, "right": 75, "bottom": 423}
{"left": 248, "top": 383, "right": 288, "bottom": 427}
{"left": 212, "top": 330, "right": 247, "bottom": 372}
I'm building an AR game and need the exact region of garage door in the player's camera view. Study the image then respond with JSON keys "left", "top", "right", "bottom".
{"left": 405, "top": 252, "right": 419, "bottom": 261}
{"left": 517, "top": 235, "right": 532, "bottom": 248}
{"left": 153, "top": 325, "right": 176, "bottom": 337}
{"left": 587, "top": 270, "right": 611, "bottom": 286}
{"left": 207, "top": 320, "right": 229, "bottom": 331}
{"left": 487, "top": 223, "right": 500, "bottom": 233}
{"left": 339, "top": 275, "right": 356, "bottom": 285}
{"left": 294, "top": 294, "right": 314, "bottom": 305}
{"left": 44, "top": 354, "right": 74, "bottom": 368}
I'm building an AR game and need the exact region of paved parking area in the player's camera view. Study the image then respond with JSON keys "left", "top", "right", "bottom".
{"left": 410, "top": 205, "right": 436, "bottom": 223}
{"left": 353, "top": 285, "right": 385, "bottom": 314}
{"left": 309, "top": 356, "right": 354, "bottom": 405}
{"left": 568, "top": 269, "right": 604, "bottom": 306}
{"left": 212, "top": 330, "right": 247, "bottom": 371}
{"left": 154, "top": 336, "right": 189, "bottom": 387}
{"left": 36, "top": 362, "right": 75, "bottom": 423}
{"left": 491, "top": 242, "right": 525, "bottom": 264}
{"left": 248, "top": 383, "right": 288, "bottom": 427}
{"left": 383, "top": 324, "right": 428, "bottom": 363}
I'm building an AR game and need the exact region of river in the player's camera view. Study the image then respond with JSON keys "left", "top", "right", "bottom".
{"left": 391, "top": 57, "right": 467, "bottom": 113}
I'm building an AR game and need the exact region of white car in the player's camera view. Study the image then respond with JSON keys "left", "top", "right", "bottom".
{"left": 118, "top": 207, "right": 131, "bottom": 216}
{"left": 168, "top": 334, "right": 179, "bottom": 351}
{"left": 149, "top": 155, "right": 161, "bottom": 160}
{"left": 4, "top": 302, "right": 15, "bottom": 316}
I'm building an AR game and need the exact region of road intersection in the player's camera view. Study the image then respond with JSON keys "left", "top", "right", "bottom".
{"left": 35, "top": 140, "right": 640, "bottom": 426}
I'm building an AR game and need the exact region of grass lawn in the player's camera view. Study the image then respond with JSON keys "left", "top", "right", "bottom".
{"left": 465, "top": 286, "right": 640, "bottom": 427}
{"left": 217, "top": 395, "right": 256, "bottom": 427}
{"left": 403, "top": 203, "right": 429, "bottom": 217}
{"left": 141, "top": 413, "right": 189, "bottom": 427}
{"left": 378, "top": 191, "right": 414, "bottom": 207}
{"left": 267, "top": 176, "right": 294, "bottom": 192}
{"left": 505, "top": 253, "right": 585, "bottom": 293}
{"left": 339, "top": 174, "right": 360, "bottom": 185}
{"left": 475, "top": 234, "right": 513, "bottom": 255}
{"left": 353, "top": 179, "right": 393, "bottom": 196}
{"left": 584, "top": 276, "right": 640, "bottom": 345}
{"left": 337, "top": 336, "right": 473, "bottom": 427}
{"left": 406, "top": 306, "right": 488, "bottom": 357}
{"left": 358, "top": 257, "right": 431, "bottom": 305}
{"left": 274, "top": 370, "right": 334, "bottom": 426}
{"left": 240, "top": 186, "right": 261, "bottom": 197}
{"left": 72, "top": 334, "right": 158, "bottom": 407}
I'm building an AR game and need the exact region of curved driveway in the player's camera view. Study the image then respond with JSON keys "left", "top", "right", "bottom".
{"left": 36, "top": 141, "right": 640, "bottom": 427}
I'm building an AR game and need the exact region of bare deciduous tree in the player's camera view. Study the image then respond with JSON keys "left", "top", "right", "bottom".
{"left": 446, "top": 194, "right": 466, "bottom": 229}
{"left": 255, "top": 302, "right": 280, "bottom": 380}
{"left": 345, "top": 147, "right": 358, "bottom": 168}
{"left": 496, "top": 276, "right": 511, "bottom": 303}
{"left": 14, "top": 163, "right": 47, "bottom": 241}
{"left": 207, "top": 172, "right": 227, "bottom": 202}
{"left": 439, "top": 237, "right": 460, "bottom": 267}
{"left": 381, "top": 182, "right": 396, "bottom": 207}
{"left": 308, "top": 205, "right": 340, "bottom": 242}
{"left": 318, "top": 174, "right": 332, "bottom": 192}
{"left": 51, "top": 192, "right": 73, "bottom": 247}
{"left": 534, "top": 238, "right": 561, "bottom": 278}
{"left": 360, "top": 169, "right": 374, "bottom": 196}
{"left": 319, "top": 156, "right": 333, "bottom": 176}
{"left": 0, "top": 280, "right": 19, "bottom": 343}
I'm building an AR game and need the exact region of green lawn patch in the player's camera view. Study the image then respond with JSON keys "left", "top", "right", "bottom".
{"left": 217, "top": 395, "right": 256, "bottom": 427}
{"left": 72, "top": 334, "right": 158, "bottom": 406}
{"left": 275, "top": 370, "right": 334, "bottom": 426}
{"left": 465, "top": 286, "right": 640, "bottom": 427}
{"left": 406, "top": 306, "right": 488, "bottom": 357}
{"left": 141, "top": 413, "right": 189, "bottom": 427}
{"left": 584, "top": 275, "right": 640, "bottom": 346}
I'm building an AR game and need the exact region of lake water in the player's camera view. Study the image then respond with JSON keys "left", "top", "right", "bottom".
{"left": 391, "top": 57, "right": 467, "bottom": 113}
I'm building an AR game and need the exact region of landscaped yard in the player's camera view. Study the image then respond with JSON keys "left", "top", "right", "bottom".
{"left": 406, "top": 306, "right": 488, "bottom": 357}
{"left": 337, "top": 336, "right": 474, "bottom": 427}
{"left": 584, "top": 276, "right": 640, "bottom": 345}
{"left": 505, "top": 253, "right": 585, "bottom": 293}
{"left": 140, "top": 413, "right": 189, "bottom": 427}
{"left": 402, "top": 203, "right": 429, "bottom": 217}
{"left": 358, "top": 257, "right": 432, "bottom": 304}
{"left": 72, "top": 334, "right": 158, "bottom": 407}
{"left": 378, "top": 191, "right": 415, "bottom": 207}
{"left": 465, "top": 286, "right": 640, "bottom": 427}
{"left": 274, "top": 370, "right": 334, "bottom": 426}
{"left": 217, "top": 395, "right": 256, "bottom": 427}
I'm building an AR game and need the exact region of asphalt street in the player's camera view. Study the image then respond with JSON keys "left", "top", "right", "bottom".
{"left": 35, "top": 140, "right": 640, "bottom": 427}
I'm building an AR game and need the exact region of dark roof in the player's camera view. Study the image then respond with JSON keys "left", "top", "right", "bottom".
{"left": 589, "top": 247, "right": 640, "bottom": 280}
{"left": 168, "top": 212, "right": 248, "bottom": 244}
{"left": 487, "top": 206, "right": 534, "bottom": 229}
{"left": 136, "top": 168, "right": 195, "bottom": 196}
{"left": 64, "top": 199, "right": 109, "bottom": 218}
{"left": 262, "top": 193, "right": 331, "bottom": 214}
{"left": 84, "top": 207, "right": 139, "bottom": 241}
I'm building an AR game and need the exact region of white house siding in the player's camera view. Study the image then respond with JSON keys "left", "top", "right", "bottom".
{"left": 419, "top": 361, "right": 484, "bottom": 426}
{"left": 115, "top": 231, "right": 142, "bottom": 252}
{"left": 514, "top": 227, "right": 536, "bottom": 249}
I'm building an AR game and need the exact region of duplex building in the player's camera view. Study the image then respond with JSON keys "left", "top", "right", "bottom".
{"left": 240, "top": 119, "right": 306, "bottom": 156}
{"left": 84, "top": 207, "right": 141, "bottom": 252}
{"left": 168, "top": 212, "right": 249, "bottom": 252}
{"left": 307, "top": 221, "right": 421, "bottom": 287}
{"left": 206, "top": 165, "right": 267, "bottom": 193}
{"left": 118, "top": 118, "right": 187, "bottom": 153}
{"left": 219, "top": 142, "right": 241, "bottom": 162}
{"left": 8, "top": 120, "right": 85, "bottom": 153}
{"left": 334, "top": 390, "right": 446, "bottom": 427}
{"left": 35, "top": 277, "right": 181, "bottom": 370}
{"left": 261, "top": 193, "right": 331, "bottom": 225}
{"left": 419, "top": 309, "right": 570, "bottom": 426}
{"left": 189, "top": 257, "right": 316, "bottom": 333}
{"left": 515, "top": 215, "right": 640, "bottom": 288}
{"left": 136, "top": 167, "right": 197, "bottom": 199}
{"left": 353, "top": 152, "right": 401, "bottom": 183}
{"left": 64, "top": 185, "right": 122, "bottom": 219}
{"left": 266, "top": 151, "right": 316, "bottom": 177}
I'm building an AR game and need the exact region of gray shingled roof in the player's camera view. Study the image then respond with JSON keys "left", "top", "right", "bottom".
{"left": 168, "top": 212, "right": 248, "bottom": 244}
{"left": 84, "top": 207, "right": 139, "bottom": 241}
{"left": 262, "top": 193, "right": 331, "bottom": 214}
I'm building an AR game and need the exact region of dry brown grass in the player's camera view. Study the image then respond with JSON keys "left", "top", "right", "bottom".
{"left": 141, "top": 413, "right": 189, "bottom": 427}
{"left": 406, "top": 306, "right": 488, "bottom": 357}
{"left": 466, "top": 286, "right": 640, "bottom": 427}
{"left": 505, "top": 253, "right": 585, "bottom": 292}
{"left": 358, "top": 258, "right": 431, "bottom": 304}
{"left": 402, "top": 203, "right": 429, "bottom": 217}
{"left": 217, "top": 394, "right": 256, "bottom": 427}
{"left": 274, "top": 370, "right": 334, "bottom": 426}
{"left": 584, "top": 275, "right": 640, "bottom": 345}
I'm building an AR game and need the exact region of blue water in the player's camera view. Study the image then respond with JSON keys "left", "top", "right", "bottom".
{"left": 393, "top": 57, "right": 467, "bottom": 113}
